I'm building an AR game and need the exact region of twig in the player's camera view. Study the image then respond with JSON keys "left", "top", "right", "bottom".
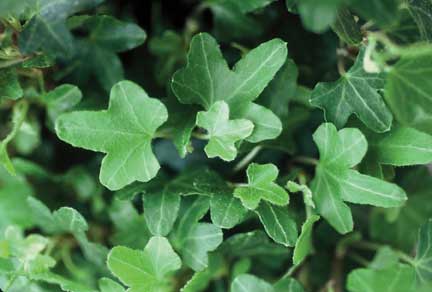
{"left": 233, "top": 145, "right": 262, "bottom": 172}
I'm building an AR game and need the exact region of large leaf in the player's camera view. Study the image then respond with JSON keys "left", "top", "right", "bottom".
{"left": 408, "top": 0, "right": 432, "bottom": 41}
{"left": 143, "top": 191, "right": 180, "bottom": 236}
{"left": 55, "top": 80, "right": 168, "bottom": 190}
{"left": 311, "top": 48, "right": 392, "bottom": 133}
{"left": 311, "top": 123, "right": 406, "bottom": 234}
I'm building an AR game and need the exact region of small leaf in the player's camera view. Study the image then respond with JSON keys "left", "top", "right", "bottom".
{"left": 293, "top": 215, "right": 320, "bottom": 265}
{"left": 311, "top": 48, "right": 393, "bottom": 132}
{"left": 143, "top": 191, "right": 180, "bottom": 236}
{"left": 286, "top": 181, "right": 315, "bottom": 209}
{"left": 196, "top": 101, "right": 254, "bottom": 161}
{"left": 274, "top": 277, "right": 305, "bottom": 292}
{"left": 231, "top": 274, "right": 274, "bottom": 292}
{"left": 256, "top": 202, "right": 298, "bottom": 246}
{"left": 55, "top": 80, "right": 168, "bottom": 190}
{"left": 234, "top": 163, "right": 289, "bottom": 210}
{"left": 297, "top": 0, "right": 343, "bottom": 33}
{"left": 331, "top": 8, "right": 362, "bottom": 46}
{"left": 107, "top": 236, "right": 181, "bottom": 292}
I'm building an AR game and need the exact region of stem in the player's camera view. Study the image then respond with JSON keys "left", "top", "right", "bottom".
{"left": 192, "top": 132, "right": 210, "bottom": 140}
{"left": 352, "top": 240, "right": 416, "bottom": 266}
{"left": 2, "top": 101, "right": 29, "bottom": 145}
{"left": 233, "top": 146, "right": 262, "bottom": 173}
{"left": 293, "top": 156, "right": 318, "bottom": 166}
{"left": 0, "top": 57, "right": 29, "bottom": 69}
{"left": 348, "top": 251, "right": 370, "bottom": 267}
{"left": 282, "top": 264, "right": 300, "bottom": 279}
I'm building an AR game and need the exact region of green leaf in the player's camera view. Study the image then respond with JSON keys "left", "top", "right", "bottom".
{"left": 180, "top": 254, "right": 224, "bottom": 292}
{"left": 82, "top": 15, "right": 146, "bottom": 52}
{"left": 18, "top": 0, "right": 103, "bottom": 57}
{"left": 384, "top": 47, "right": 432, "bottom": 135}
{"left": 370, "top": 167, "right": 432, "bottom": 250}
{"left": 99, "top": 278, "right": 125, "bottom": 292}
{"left": 256, "top": 202, "right": 298, "bottom": 246}
{"left": 196, "top": 101, "right": 254, "bottom": 161}
{"left": 274, "top": 277, "right": 304, "bottom": 292}
{"left": 347, "top": 264, "right": 415, "bottom": 292}
{"left": 234, "top": 163, "right": 289, "bottom": 210}
{"left": 52, "top": 207, "right": 88, "bottom": 234}
{"left": 369, "top": 126, "right": 432, "bottom": 166}
{"left": 0, "top": 68, "right": 23, "bottom": 101}
{"left": 311, "top": 48, "right": 392, "bottom": 132}
{"left": 172, "top": 32, "right": 285, "bottom": 142}
{"left": 1, "top": 101, "right": 29, "bottom": 175}
{"left": 55, "top": 80, "right": 168, "bottom": 190}
{"left": 297, "top": 0, "right": 343, "bottom": 33}
{"left": 109, "top": 199, "right": 150, "bottom": 249}
{"left": 409, "top": 0, "right": 432, "bottom": 42}
{"left": 311, "top": 123, "right": 407, "bottom": 234}
{"left": 107, "top": 236, "right": 181, "bottom": 292}
{"left": 231, "top": 274, "right": 274, "bottom": 292}
{"left": 293, "top": 215, "right": 320, "bottom": 265}
{"left": 221, "top": 230, "right": 289, "bottom": 257}
{"left": 210, "top": 192, "right": 247, "bottom": 229}
{"left": 180, "top": 223, "right": 223, "bottom": 271}
{"left": 349, "top": 0, "right": 400, "bottom": 26}
{"left": 43, "top": 84, "right": 82, "bottom": 128}
{"left": 143, "top": 191, "right": 180, "bottom": 236}
{"left": 0, "top": 0, "right": 37, "bottom": 17}
{"left": 414, "top": 219, "right": 432, "bottom": 283}
{"left": 369, "top": 246, "right": 400, "bottom": 270}
{"left": 331, "top": 8, "right": 363, "bottom": 46}
{"left": 172, "top": 32, "right": 286, "bottom": 111}
{"left": 33, "top": 272, "right": 98, "bottom": 292}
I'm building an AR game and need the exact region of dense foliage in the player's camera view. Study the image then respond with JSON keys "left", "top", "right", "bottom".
{"left": 1, "top": 0, "right": 432, "bottom": 291}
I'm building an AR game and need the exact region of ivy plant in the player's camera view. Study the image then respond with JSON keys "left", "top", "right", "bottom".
{"left": 1, "top": 0, "right": 432, "bottom": 291}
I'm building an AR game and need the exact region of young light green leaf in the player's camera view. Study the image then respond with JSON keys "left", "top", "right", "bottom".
{"left": 414, "top": 219, "right": 432, "bottom": 283}
{"left": 1, "top": 101, "right": 28, "bottom": 175}
{"left": 196, "top": 101, "right": 254, "bottom": 161}
{"left": 312, "top": 123, "right": 407, "bottom": 234}
{"left": 234, "top": 163, "right": 289, "bottom": 210}
{"left": 231, "top": 274, "right": 274, "bottom": 292}
{"left": 384, "top": 47, "right": 432, "bottom": 135}
{"left": 311, "top": 48, "right": 392, "bottom": 132}
{"left": 143, "top": 191, "right": 180, "bottom": 236}
{"left": 181, "top": 223, "right": 223, "bottom": 271}
{"left": 99, "top": 278, "right": 125, "bottom": 292}
{"left": 210, "top": 192, "right": 247, "bottom": 229}
{"left": 43, "top": 84, "right": 82, "bottom": 128}
{"left": 107, "top": 236, "right": 181, "bottom": 292}
{"left": 256, "top": 202, "right": 298, "bottom": 247}
{"left": 347, "top": 264, "right": 415, "bottom": 292}
{"left": 0, "top": 68, "right": 23, "bottom": 101}
{"left": 55, "top": 80, "right": 168, "bottom": 190}
{"left": 293, "top": 215, "right": 320, "bottom": 265}
{"left": 286, "top": 181, "right": 315, "bottom": 209}
{"left": 52, "top": 207, "right": 88, "bottom": 234}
